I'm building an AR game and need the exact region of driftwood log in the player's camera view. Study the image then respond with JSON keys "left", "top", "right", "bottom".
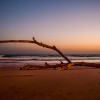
{"left": 0, "top": 37, "right": 72, "bottom": 69}
{"left": 19, "top": 62, "right": 100, "bottom": 70}
{"left": 19, "top": 61, "right": 72, "bottom": 70}
{"left": 0, "top": 37, "right": 100, "bottom": 70}
{"left": 0, "top": 37, "right": 71, "bottom": 63}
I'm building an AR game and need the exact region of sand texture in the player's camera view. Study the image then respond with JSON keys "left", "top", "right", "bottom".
{"left": 0, "top": 65, "right": 100, "bottom": 100}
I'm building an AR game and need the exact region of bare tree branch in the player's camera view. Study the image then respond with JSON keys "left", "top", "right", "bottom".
{"left": 0, "top": 37, "right": 71, "bottom": 63}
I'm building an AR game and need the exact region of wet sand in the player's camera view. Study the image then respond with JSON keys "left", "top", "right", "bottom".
{"left": 0, "top": 65, "right": 100, "bottom": 100}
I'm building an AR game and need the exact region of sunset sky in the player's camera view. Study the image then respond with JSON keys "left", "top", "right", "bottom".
{"left": 0, "top": 0, "right": 100, "bottom": 54}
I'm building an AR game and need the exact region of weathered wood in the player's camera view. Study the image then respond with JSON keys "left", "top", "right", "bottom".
{"left": 32, "top": 37, "right": 71, "bottom": 63}
{"left": 0, "top": 40, "right": 34, "bottom": 43}
{"left": 19, "top": 61, "right": 100, "bottom": 70}
{"left": 0, "top": 37, "right": 71, "bottom": 63}
{"left": 73, "top": 62, "right": 100, "bottom": 68}
{"left": 19, "top": 62, "right": 70, "bottom": 70}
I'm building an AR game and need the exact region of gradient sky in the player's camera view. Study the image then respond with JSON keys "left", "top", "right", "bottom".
{"left": 0, "top": 0, "right": 100, "bottom": 54}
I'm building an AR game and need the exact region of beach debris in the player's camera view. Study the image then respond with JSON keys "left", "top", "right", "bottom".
{"left": 0, "top": 37, "right": 71, "bottom": 63}
{"left": 0, "top": 37, "right": 72, "bottom": 70}
{"left": 1, "top": 37, "right": 100, "bottom": 70}
{"left": 19, "top": 61, "right": 75, "bottom": 70}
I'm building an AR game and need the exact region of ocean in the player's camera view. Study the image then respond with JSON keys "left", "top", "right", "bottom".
{"left": 0, "top": 54, "right": 100, "bottom": 65}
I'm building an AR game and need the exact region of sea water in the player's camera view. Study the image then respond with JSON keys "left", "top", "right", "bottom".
{"left": 0, "top": 54, "right": 100, "bottom": 65}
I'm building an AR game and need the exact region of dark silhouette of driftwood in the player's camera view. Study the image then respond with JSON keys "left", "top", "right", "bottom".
{"left": 19, "top": 61, "right": 100, "bottom": 70}
{"left": 19, "top": 62, "right": 72, "bottom": 70}
{"left": 73, "top": 62, "right": 100, "bottom": 68}
{"left": 1, "top": 37, "right": 100, "bottom": 70}
{"left": 0, "top": 37, "right": 71, "bottom": 63}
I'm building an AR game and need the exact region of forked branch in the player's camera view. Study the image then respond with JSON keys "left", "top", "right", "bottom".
{"left": 0, "top": 37, "right": 71, "bottom": 63}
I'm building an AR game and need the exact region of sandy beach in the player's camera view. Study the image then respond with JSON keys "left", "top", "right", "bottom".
{"left": 1, "top": 0, "right": 100, "bottom": 99}
{"left": 0, "top": 64, "right": 100, "bottom": 100}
